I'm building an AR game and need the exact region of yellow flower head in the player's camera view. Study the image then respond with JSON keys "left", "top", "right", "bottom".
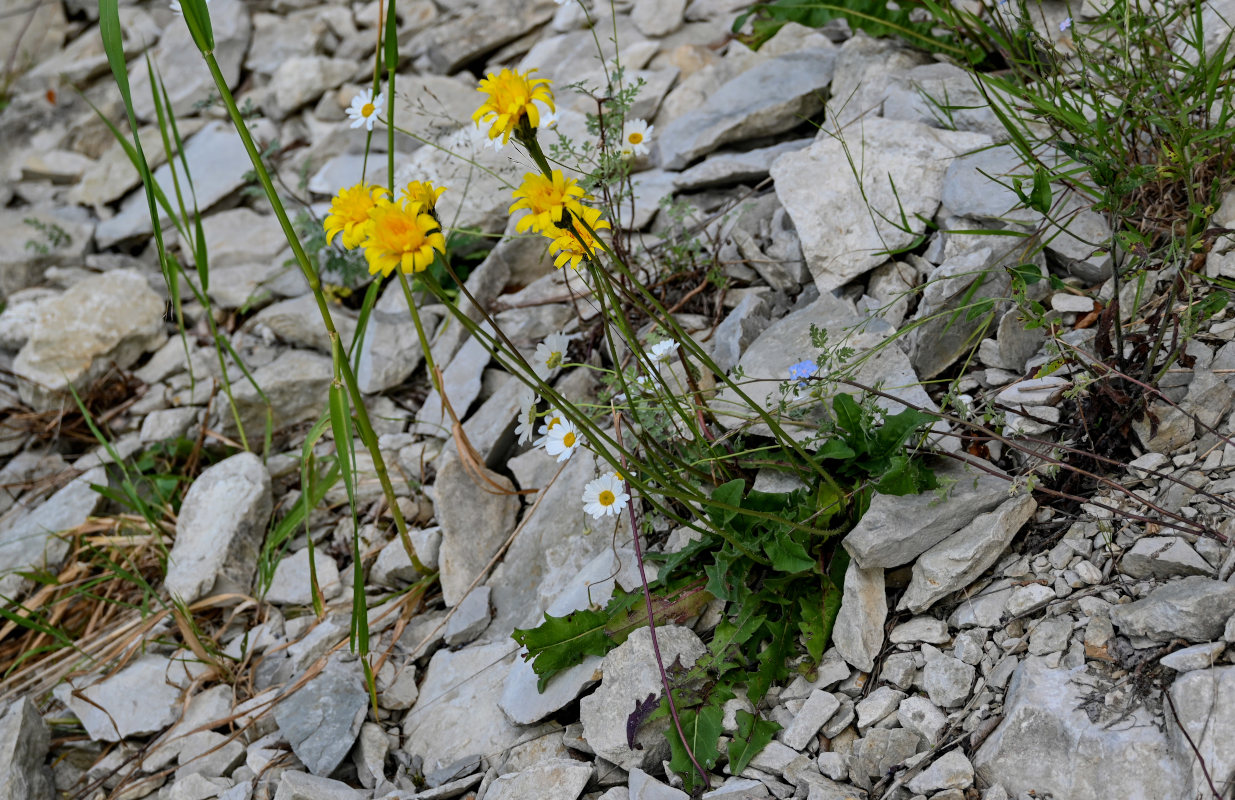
{"left": 361, "top": 197, "right": 447, "bottom": 277}
{"left": 546, "top": 205, "right": 610, "bottom": 270}
{"left": 401, "top": 180, "right": 446, "bottom": 212}
{"left": 473, "top": 68, "right": 554, "bottom": 145}
{"left": 324, "top": 183, "right": 388, "bottom": 250}
{"left": 510, "top": 170, "right": 586, "bottom": 234}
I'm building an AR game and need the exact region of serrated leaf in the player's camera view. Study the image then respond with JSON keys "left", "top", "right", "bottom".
{"left": 763, "top": 529, "right": 815, "bottom": 574}
{"left": 512, "top": 608, "right": 615, "bottom": 692}
{"left": 708, "top": 606, "right": 766, "bottom": 678}
{"left": 832, "top": 393, "right": 865, "bottom": 442}
{"left": 797, "top": 593, "right": 827, "bottom": 664}
{"left": 727, "top": 710, "right": 780, "bottom": 776}
{"left": 665, "top": 703, "right": 724, "bottom": 792}
{"left": 747, "top": 615, "right": 794, "bottom": 704}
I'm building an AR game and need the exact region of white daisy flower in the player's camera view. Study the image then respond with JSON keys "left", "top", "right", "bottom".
{"left": 621, "top": 118, "right": 653, "bottom": 158}
{"left": 170, "top": 0, "right": 209, "bottom": 15}
{"left": 648, "top": 339, "right": 678, "bottom": 363}
{"left": 582, "top": 473, "right": 630, "bottom": 519}
{"left": 347, "top": 88, "right": 384, "bottom": 131}
{"left": 532, "top": 332, "right": 572, "bottom": 380}
{"left": 534, "top": 410, "right": 565, "bottom": 448}
{"left": 544, "top": 418, "right": 581, "bottom": 462}
{"left": 538, "top": 107, "right": 559, "bottom": 131}
{"left": 514, "top": 387, "right": 539, "bottom": 446}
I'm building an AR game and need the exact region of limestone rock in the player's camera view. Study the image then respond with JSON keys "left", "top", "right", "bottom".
{"left": 831, "top": 561, "right": 886, "bottom": 673}
{"left": 771, "top": 118, "right": 991, "bottom": 292}
{"left": 274, "top": 655, "right": 368, "bottom": 777}
{"left": 1167, "top": 666, "right": 1235, "bottom": 797}
{"left": 0, "top": 466, "right": 105, "bottom": 599}
{"left": 581, "top": 626, "right": 707, "bottom": 770}
{"left": 1119, "top": 537, "right": 1213, "bottom": 580}
{"left": 0, "top": 697, "right": 53, "bottom": 800}
{"left": 165, "top": 453, "right": 273, "bottom": 603}
{"left": 263, "top": 547, "right": 342, "bottom": 606}
{"left": 485, "top": 758, "right": 594, "bottom": 800}
{"left": 14, "top": 269, "right": 164, "bottom": 411}
{"left": 54, "top": 655, "right": 188, "bottom": 742}
{"left": 1108, "top": 576, "right": 1235, "bottom": 642}
{"left": 435, "top": 454, "right": 520, "bottom": 608}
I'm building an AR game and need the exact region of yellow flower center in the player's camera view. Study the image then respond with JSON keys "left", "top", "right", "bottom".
{"left": 362, "top": 102, "right": 376, "bottom": 117}
{"left": 546, "top": 416, "right": 561, "bottom": 430}
{"left": 546, "top": 350, "right": 562, "bottom": 370}
{"left": 562, "top": 432, "right": 576, "bottom": 448}
{"left": 372, "top": 207, "right": 429, "bottom": 253}
{"left": 628, "top": 132, "right": 643, "bottom": 144}
{"left": 598, "top": 490, "right": 615, "bottom": 506}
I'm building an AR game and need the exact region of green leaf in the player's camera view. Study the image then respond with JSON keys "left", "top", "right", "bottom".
{"left": 665, "top": 703, "right": 724, "bottom": 792}
{"left": 747, "top": 615, "right": 794, "bottom": 704}
{"left": 763, "top": 529, "right": 815, "bottom": 574}
{"left": 815, "top": 437, "right": 857, "bottom": 462}
{"left": 727, "top": 710, "right": 780, "bottom": 775}
{"left": 1029, "top": 165, "right": 1053, "bottom": 214}
{"left": 797, "top": 593, "right": 827, "bottom": 664}
{"left": 832, "top": 393, "right": 864, "bottom": 440}
{"left": 512, "top": 608, "right": 615, "bottom": 692}
{"left": 707, "top": 479, "right": 744, "bottom": 528}
{"left": 708, "top": 607, "right": 766, "bottom": 678}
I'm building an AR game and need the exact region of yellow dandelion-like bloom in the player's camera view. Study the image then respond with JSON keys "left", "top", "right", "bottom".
{"left": 360, "top": 197, "right": 447, "bottom": 277}
{"left": 546, "top": 205, "right": 610, "bottom": 270}
{"left": 473, "top": 68, "right": 554, "bottom": 145}
{"left": 324, "top": 183, "right": 388, "bottom": 250}
{"left": 401, "top": 180, "right": 446, "bottom": 212}
{"left": 509, "top": 170, "right": 586, "bottom": 234}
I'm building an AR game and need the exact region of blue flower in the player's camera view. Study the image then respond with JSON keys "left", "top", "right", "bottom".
{"left": 1059, "top": 16, "right": 1072, "bottom": 31}
{"left": 788, "top": 359, "right": 817, "bottom": 386}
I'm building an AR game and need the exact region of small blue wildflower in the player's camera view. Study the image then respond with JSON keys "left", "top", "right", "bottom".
{"left": 1059, "top": 16, "right": 1072, "bottom": 31}
{"left": 788, "top": 359, "right": 817, "bottom": 386}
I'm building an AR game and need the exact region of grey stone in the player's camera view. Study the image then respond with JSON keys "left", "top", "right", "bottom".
{"left": 272, "top": 771, "right": 366, "bottom": 800}
{"left": 900, "top": 494, "right": 1037, "bottom": 612}
{"left": 402, "top": 640, "right": 522, "bottom": 772}
{"left": 780, "top": 689, "right": 841, "bottom": 750}
{"left": 191, "top": 208, "right": 288, "bottom": 271}
{"left": 628, "top": 767, "right": 689, "bottom": 800}
{"left": 711, "top": 291, "right": 938, "bottom": 445}
{"left": 355, "top": 306, "right": 439, "bottom": 395}
{"left": 1004, "top": 583, "right": 1055, "bottom": 617}
{"left": 128, "top": 0, "right": 251, "bottom": 120}
{"left": 921, "top": 646, "right": 975, "bottom": 709}
{"left": 370, "top": 527, "right": 440, "bottom": 587}
{"left": 486, "top": 758, "right": 594, "bottom": 800}
{"left": 848, "top": 728, "right": 920, "bottom": 787}
{"left": 176, "top": 731, "right": 244, "bottom": 779}
{"left": 500, "top": 653, "right": 602, "bottom": 726}
{"left": 413, "top": 332, "right": 492, "bottom": 438}
{"left": 996, "top": 308, "right": 1046, "bottom": 373}
{"left": 164, "top": 774, "right": 231, "bottom": 800}
{"left": 880, "top": 653, "right": 918, "bottom": 691}
{"left": 0, "top": 697, "right": 52, "bottom": 800}
{"left": 263, "top": 547, "right": 342, "bottom": 606}
{"left": 274, "top": 655, "right": 368, "bottom": 777}
{"left": 661, "top": 49, "right": 836, "bottom": 170}
{"left": 435, "top": 454, "right": 519, "bottom": 608}
{"left": 140, "top": 407, "right": 201, "bottom": 443}
{"left": 771, "top": 118, "right": 991, "bottom": 291}
{"left": 165, "top": 453, "right": 272, "bottom": 603}
{"left": 832, "top": 561, "right": 886, "bottom": 673}
{"left": 1109, "top": 576, "right": 1235, "bottom": 642}
{"left": 1028, "top": 618, "right": 1073, "bottom": 656}
{"left": 855, "top": 687, "right": 905, "bottom": 731}
{"left": 251, "top": 295, "right": 357, "bottom": 355}
{"left": 710, "top": 292, "right": 771, "bottom": 374}
{"left": 883, "top": 62, "right": 1003, "bottom": 138}
{"left": 1160, "top": 642, "right": 1226, "bottom": 672}
{"left": 973, "top": 658, "right": 1188, "bottom": 800}
{"left": 905, "top": 750, "right": 973, "bottom": 794}
{"left": 406, "top": 0, "right": 557, "bottom": 74}
{"left": 888, "top": 617, "right": 950, "bottom": 645}
{"left": 443, "top": 585, "right": 492, "bottom": 646}
{"left": 827, "top": 32, "right": 932, "bottom": 127}
{"left": 896, "top": 696, "right": 947, "bottom": 747}
{"left": 1167, "top": 666, "right": 1235, "bottom": 797}
{"left": 940, "top": 145, "right": 1040, "bottom": 223}
{"left": 97, "top": 119, "right": 274, "bottom": 248}
{"left": 1119, "top": 537, "right": 1213, "bottom": 580}
{"left": 844, "top": 459, "right": 1009, "bottom": 569}
{"left": 0, "top": 466, "right": 105, "bottom": 599}
{"left": 375, "top": 660, "right": 419, "bottom": 712}
{"left": 748, "top": 740, "right": 799, "bottom": 776}
{"left": 263, "top": 57, "right": 356, "bottom": 121}
{"left": 352, "top": 722, "right": 387, "bottom": 789}
{"left": 581, "top": 626, "right": 707, "bottom": 771}
{"left": 54, "top": 655, "right": 187, "bottom": 741}
{"left": 0, "top": 206, "right": 93, "bottom": 301}
{"left": 216, "top": 349, "right": 334, "bottom": 444}
{"left": 673, "top": 139, "right": 814, "bottom": 191}
{"left": 13, "top": 269, "right": 164, "bottom": 411}
{"left": 632, "top": 0, "right": 685, "bottom": 36}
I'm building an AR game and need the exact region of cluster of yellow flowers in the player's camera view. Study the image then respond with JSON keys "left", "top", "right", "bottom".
{"left": 323, "top": 180, "right": 447, "bottom": 277}
{"left": 324, "top": 67, "right": 613, "bottom": 276}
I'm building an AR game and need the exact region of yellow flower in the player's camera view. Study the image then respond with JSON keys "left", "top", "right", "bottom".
{"left": 546, "top": 205, "right": 610, "bottom": 270}
{"left": 509, "top": 170, "right": 586, "bottom": 234}
{"left": 361, "top": 197, "right": 447, "bottom": 277}
{"left": 324, "top": 183, "right": 387, "bottom": 250}
{"left": 473, "top": 68, "right": 554, "bottom": 145}
{"left": 401, "top": 180, "right": 446, "bottom": 212}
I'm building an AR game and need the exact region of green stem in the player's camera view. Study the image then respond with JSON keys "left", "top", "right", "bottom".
{"left": 200, "top": 50, "right": 425, "bottom": 574}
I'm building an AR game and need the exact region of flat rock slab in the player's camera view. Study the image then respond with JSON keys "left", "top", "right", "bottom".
{"left": 435, "top": 454, "right": 519, "bottom": 608}
{"left": 771, "top": 118, "right": 991, "bottom": 292}
{"left": 0, "top": 697, "right": 53, "bottom": 800}
{"left": 54, "top": 655, "right": 188, "bottom": 742}
{"left": 402, "top": 640, "right": 522, "bottom": 773}
{"left": 832, "top": 561, "right": 886, "bottom": 673}
{"left": 974, "top": 658, "right": 1189, "bottom": 800}
{"left": 274, "top": 655, "right": 368, "bottom": 777}
{"left": 0, "top": 466, "right": 105, "bottom": 599}
{"left": 660, "top": 48, "right": 836, "bottom": 170}
{"left": 165, "top": 452, "right": 272, "bottom": 603}
{"left": 1168, "top": 666, "right": 1235, "bottom": 797}
{"left": 843, "top": 458, "right": 1009, "bottom": 570}
{"left": 1108, "top": 576, "right": 1235, "bottom": 642}
{"left": 14, "top": 269, "right": 163, "bottom": 411}
{"left": 580, "top": 626, "right": 706, "bottom": 771}
{"left": 485, "top": 758, "right": 594, "bottom": 800}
